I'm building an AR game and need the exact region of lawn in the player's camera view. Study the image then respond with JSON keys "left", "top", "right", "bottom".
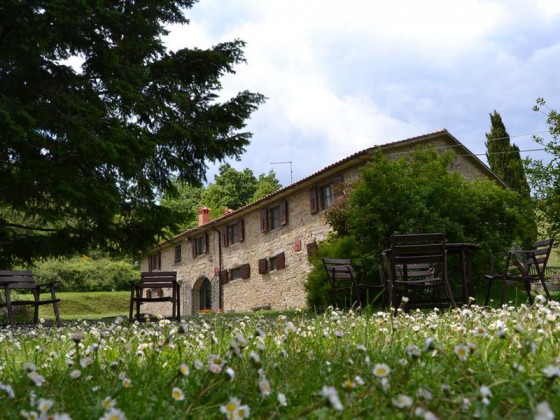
{"left": 38, "top": 291, "right": 130, "bottom": 321}
{"left": 1, "top": 298, "right": 559, "bottom": 419}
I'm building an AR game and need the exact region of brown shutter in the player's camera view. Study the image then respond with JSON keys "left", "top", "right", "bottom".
{"left": 306, "top": 241, "right": 318, "bottom": 257}
{"left": 276, "top": 252, "right": 286, "bottom": 270}
{"left": 260, "top": 209, "right": 268, "bottom": 232}
{"left": 192, "top": 238, "right": 198, "bottom": 258}
{"left": 310, "top": 187, "right": 319, "bottom": 214}
{"left": 279, "top": 200, "right": 288, "bottom": 226}
{"left": 221, "top": 225, "right": 229, "bottom": 247}
{"left": 220, "top": 269, "right": 229, "bottom": 284}
{"left": 237, "top": 219, "right": 244, "bottom": 242}
{"left": 258, "top": 258, "right": 268, "bottom": 274}
{"left": 241, "top": 263, "right": 251, "bottom": 279}
{"left": 205, "top": 234, "right": 209, "bottom": 254}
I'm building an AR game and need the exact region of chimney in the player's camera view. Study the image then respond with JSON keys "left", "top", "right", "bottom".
{"left": 198, "top": 207, "right": 210, "bottom": 226}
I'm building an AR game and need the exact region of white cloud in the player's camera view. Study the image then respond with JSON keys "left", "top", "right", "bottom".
{"left": 165, "top": 0, "right": 560, "bottom": 186}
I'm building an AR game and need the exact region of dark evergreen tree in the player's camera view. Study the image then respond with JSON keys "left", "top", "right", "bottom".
{"left": 485, "top": 111, "right": 531, "bottom": 198}
{"left": 0, "top": 0, "right": 265, "bottom": 267}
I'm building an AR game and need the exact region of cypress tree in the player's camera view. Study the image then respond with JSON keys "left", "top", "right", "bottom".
{"left": 485, "top": 111, "right": 531, "bottom": 199}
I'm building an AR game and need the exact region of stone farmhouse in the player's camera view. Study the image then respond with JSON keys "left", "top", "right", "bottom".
{"left": 141, "top": 129, "right": 503, "bottom": 316}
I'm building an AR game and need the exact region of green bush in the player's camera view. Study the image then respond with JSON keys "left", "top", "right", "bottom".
{"left": 307, "top": 147, "right": 538, "bottom": 309}
{"left": 305, "top": 236, "right": 384, "bottom": 312}
{"left": 28, "top": 256, "right": 138, "bottom": 292}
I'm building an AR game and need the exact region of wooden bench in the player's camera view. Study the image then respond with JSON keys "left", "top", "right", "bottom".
{"left": 0, "top": 270, "right": 61, "bottom": 327}
{"left": 129, "top": 271, "right": 180, "bottom": 321}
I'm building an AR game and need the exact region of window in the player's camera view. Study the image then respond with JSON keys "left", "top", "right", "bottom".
{"left": 222, "top": 219, "right": 244, "bottom": 246}
{"left": 174, "top": 245, "right": 182, "bottom": 263}
{"left": 269, "top": 256, "right": 278, "bottom": 271}
{"left": 229, "top": 264, "right": 250, "bottom": 281}
{"left": 258, "top": 252, "right": 286, "bottom": 274}
{"left": 260, "top": 200, "right": 288, "bottom": 232}
{"left": 148, "top": 252, "right": 161, "bottom": 271}
{"left": 310, "top": 176, "right": 343, "bottom": 214}
{"left": 230, "top": 267, "right": 243, "bottom": 280}
{"left": 192, "top": 234, "right": 209, "bottom": 258}
{"left": 321, "top": 184, "right": 334, "bottom": 209}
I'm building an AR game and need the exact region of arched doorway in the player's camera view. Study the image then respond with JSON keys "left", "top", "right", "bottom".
{"left": 192, "top": 276, "right": 213, "bottom": 314}
{"left": 199, "top": 278, "right": 212, "bottom": 311}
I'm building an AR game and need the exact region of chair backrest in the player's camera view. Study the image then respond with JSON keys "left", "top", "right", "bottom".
{"left": 0, "top": 270, "right": 36, "bottom": 289}
{"left": 140, "top": 271, "right": 178, "bottom": 287}
{"left": 389, "top": 233, "right": 446, "bottom": 283}
{"left": 322, "top": 258, "right": 356, "bottom": 287}
{"left": 527, "top": 238, "right": 554, "bottom": 274}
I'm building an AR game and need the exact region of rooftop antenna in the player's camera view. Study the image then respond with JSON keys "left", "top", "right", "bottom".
{"left": 270, "top": 161, "right": 293, "bottom": 185}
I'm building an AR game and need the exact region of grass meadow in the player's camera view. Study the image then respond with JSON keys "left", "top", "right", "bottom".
{"left": 1, "top": 297, "right": 560, "bottom": 419}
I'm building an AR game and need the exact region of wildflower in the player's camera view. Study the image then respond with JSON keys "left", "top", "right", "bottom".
{"left": 100, "top": 407, "right": 127, "bottom": 420}
{"left": 474, "top": 325, "right": 487, "bottom": 337}
{"left": 321, "top": 386, "right": 343, "bottom": 411}
{"left": 355, "top": 375, "right": 365, "bottom": 386}
{"left": 534, "top": 401, "right": 555, "bottom": 420}
{"left": 20, "top": 410, "right": 39, "bottom": 420}
{"left": 225, "top": 367, "right": 235, "bottom": 381}
{"left": 542, "top": 365, "right": 560, "bottom": 379}
{"left": 101, "top": 397, "right": 116, "bottom": 410}
{"left": 0, "top": 382, "right": 15, "bottom": 398}
{"left": 392, "top": 394, "right": 413, "bottom": 409}
{"left": 23, "top": 362, "right": 37, "bottom": 372}
{"left": 424, "top": 338, "right": 435, "bottom": 351}
{"left": 373, "top": 363, "right": 391, "bottom": 378}
{"left": 172, "top": 387, "right": 185, "bottom": 401}
{"left": 417, "top": 387, "right": 433, "bottom": 400}
{"left": 37, "top": 398, "right": 54, "bottom": 413}
{"left": 415, "top": 407, "right": 438, "bottom": 420}
{"left": 284, "top": 322, "right": 297, "bottom": 335}
{"left": 259, "top": 377, "right": 272, "bottom": 396}
{"left": 480, "top": 385, "right": 492, "bottom": 406}
{"left": 277, "top": 392, "right": 287, "bottom": 407}
{"left": 339, "top": 379, "right": 355, "bottom": 393}
{"left": 235, "top": 333, "right": 249, "bottom": 349}
{"left": 121, "top": 377, "right": 132, "bottom": 388}
{"left": 467, "top": 342, "right": 478, "bottom": 353}
{"left": 71, "top": 331, "right": 83, "bottom": 343}
{"left": 249, "top": 351, "right": 261, "bottom": 368}
{"left": 454, "top": 345, "right": 470, "bottom": 361}
{"left": 208, "top": 354, "right": 226, "bottom": 374}
{"left": 179, "top": 363, "right": 189, "bottom": 376}
{"left": 194, "top": 360, "right": 204, "bottom": 370}
{"left": 495, "top": 328, "right": 507, "bottom": 339}
{"left": 27, "top": 371, "right": 45, "bottom": 387}
{"left": 70, "top": 369, "right": 81, "bottom": 379}
{"left": 80, "top": 357, "right": 94, "bottom": 368}
{"left": 220, "top": 397, "right": 250, "bottom": 420}
{"left": 405, "top": 344, "right": 421, "bottom": 358}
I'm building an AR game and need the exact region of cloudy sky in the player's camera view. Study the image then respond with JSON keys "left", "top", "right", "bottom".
{"left": 166, "top": 0, "right": 560, "bottom": 187}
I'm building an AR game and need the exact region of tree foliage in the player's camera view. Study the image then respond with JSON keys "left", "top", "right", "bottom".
{"left": 526, "top": 98, "right": 560, "bottom": 240}
{"left": 161, "top": 164, "right": 282, "bottom": 225}
{"left": 0, "top": 0, "right": 265, "bottom": 267}
{"left": 305, "top": 148, "right": 536, "bottom": 310}
{"left": 485, "top": 111, "right": 531, "bottom": 198}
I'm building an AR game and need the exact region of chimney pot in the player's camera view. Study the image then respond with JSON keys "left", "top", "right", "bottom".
{"left": 198, "top": 207, "right": 210, "bottom": 226}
